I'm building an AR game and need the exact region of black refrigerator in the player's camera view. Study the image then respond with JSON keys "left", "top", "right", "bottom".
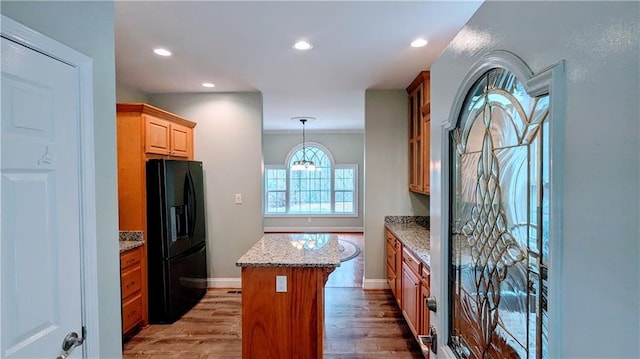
{"left": 146, "top": 159, "right": 207, "bottom": 324}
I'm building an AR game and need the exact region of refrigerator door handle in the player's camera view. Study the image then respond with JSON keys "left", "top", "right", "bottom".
{"left": 185, "top": 169, "right": 197, "bottom": 238}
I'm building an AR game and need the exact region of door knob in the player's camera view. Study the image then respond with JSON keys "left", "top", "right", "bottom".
{"left": 427, "top": 296, "right": 437, "bottom": 312}
{"left": 57, "top": 331, "right": 84, "bottom": 359}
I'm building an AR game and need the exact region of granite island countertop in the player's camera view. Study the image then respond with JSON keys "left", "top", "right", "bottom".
{"left": 385, "top": 216, "right": 431, "bottom": 269}
{"left": 236, "top": 233, "right": 341, "bottom": 268}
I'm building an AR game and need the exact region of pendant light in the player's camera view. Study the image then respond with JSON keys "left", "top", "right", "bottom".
{"left": 291, "top": 117, "right": 316, "bottom": 171}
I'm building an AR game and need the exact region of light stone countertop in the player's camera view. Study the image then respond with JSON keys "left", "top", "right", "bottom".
{"left": 385, "top": 220, "right": 431, "bottom": 269}
{"left": 119, "top": 231, "right": 144, "bottom": 253}
{"left": 119, "top": 240, "right": 144, "bottom": 253}
{"left": 236, "top": 233, "right": 341, "bottom": 268}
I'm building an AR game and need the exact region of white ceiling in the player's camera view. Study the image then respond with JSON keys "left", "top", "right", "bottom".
{"left": 114, "top": 1, "right": 483, "bottom": 132}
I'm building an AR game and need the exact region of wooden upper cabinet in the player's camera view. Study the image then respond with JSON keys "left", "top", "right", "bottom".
{"left": 116, "top": 103, "right": 196, "bottom": 231}
{"left": 169, "top": 123, "right": 191, "bottom": 158}
{"left": 406, "top": 71, "right": 430, "bottom": 195}
{"left": 144, "top": 115, "right": 171, "bottom": 155}
{"left": 143, "top": 114, "right": 193, "bottom": 158}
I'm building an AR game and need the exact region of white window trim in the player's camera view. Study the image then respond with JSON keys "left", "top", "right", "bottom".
{"left": 264, "top": 144, "right": 358, "bottom": 217}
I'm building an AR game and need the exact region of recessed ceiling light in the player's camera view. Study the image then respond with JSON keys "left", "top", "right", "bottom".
{"left": 293, "top": 41, "right": 313, "bottom": 50}
{"left": 153, "top": 48, "right": 172, "bottom": 56}
{"left": 202, "top": 82, "right": 215, "bottom": 88}
{"left": 410, "top": 39, "right": 428, "bottom": 48}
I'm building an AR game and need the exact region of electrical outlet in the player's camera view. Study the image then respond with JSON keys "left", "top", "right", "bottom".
{"left": 307, "top": 217, "right": 312, "bottom": 223}
{"left": 276, "top": 275, "right": 287, "bottom": 292}
{"left": 235, "top": 193, "right": 242, "bottom": 204}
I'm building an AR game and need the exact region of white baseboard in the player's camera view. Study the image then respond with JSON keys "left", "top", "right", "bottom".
{"left": 264, "top": 227, "right": 364, "bottom": 233}
{"left": 363, "top": 279, "right": 389, "bottom": 290}
{"left": 207, "top": 278, "right": 241, "bottom": 289}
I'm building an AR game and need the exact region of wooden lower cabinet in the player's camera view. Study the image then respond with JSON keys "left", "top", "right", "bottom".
{"left": 386, "top": 227, "right": 431, "bottom": 357}
{"left": 386, "top": 229, "right": 402, "bottom": 307}
{"left": 420, "top": 266, "right": 431, "bottom": 335}
{"left": 386, "top": 232, "right": 400, "bottom": 305}
{"left": 121, "top": 246, "right": 144, "bottom": 336}
{"left": 401, "top": 248, "right": 422, "bottom": 336}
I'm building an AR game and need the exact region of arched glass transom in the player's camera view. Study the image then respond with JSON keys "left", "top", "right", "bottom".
{"left": 449, "top": 67, "right": 549, "bottom": 359}
{"left": 288, "top": 145, "right": 332, "bottom": 169}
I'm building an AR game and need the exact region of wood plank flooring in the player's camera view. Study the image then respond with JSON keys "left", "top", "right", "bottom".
{"left": 326, "top": 233, "right": 364, "bottom": 288}
{"left": 123, "top": 288, "right": 423, "bottom": 358}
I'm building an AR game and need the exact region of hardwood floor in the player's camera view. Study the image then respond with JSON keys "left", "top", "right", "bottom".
{"left": 326, "top": 233, "right": 364, "bottom": 288}
{"left": 123, "top": 233, "right": 422, "bottom": 358}
{"left": 123, "top": 288, "right": 423, "bottom": 358}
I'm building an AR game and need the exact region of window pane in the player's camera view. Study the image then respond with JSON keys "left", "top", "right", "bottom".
{"left": 266, "top": 191, "right": 286, "bottom": 213}
{"left": 265, "top": 168, "right": 287, "bottom": 213}
{"left": 333, "top": 167, "right": 355, "bottom": 213}
{"left": 289, "top": 146, "right": 332, "bottom": 214}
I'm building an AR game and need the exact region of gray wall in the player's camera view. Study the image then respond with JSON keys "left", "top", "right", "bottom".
{"left": 116, "top": 82, "right": 149, "bottom": 103}
{"left": 364, "top": 90, "right": 429, "bottom": 283}
{"left": 430, "top": 1, "right": 639, "bottom": 358}
{"left": 148, "top": 93, "right": 264, "bottom": 279}
{"left": 1, "top": 1, "right": 122, "bottom": 357}
{"left": 263, "top": 132, "right": 365, "bottom": 230}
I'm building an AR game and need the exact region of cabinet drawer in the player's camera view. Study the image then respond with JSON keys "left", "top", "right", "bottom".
{"left": 121, "top": 266, "right": 142, "bottom": 299}
{"left": 386, "top": 241, "right": 396, "bottom": 271}
{"left": 122, "top": 294, "right": 143, "bottom": 333}
{"left": 120, "top": 247, "right": 141, "bottom": 270}
{"left": 421, "top": 266, "right": 430, "bottom": 285}
{"left": 386, "top": 231, "right": 395, "bottom": 245}
{"left": 402, "top": 247, "right": 421, "bottom": 276}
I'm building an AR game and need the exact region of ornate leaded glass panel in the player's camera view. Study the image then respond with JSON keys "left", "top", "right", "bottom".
{"left": 449, "top": 68, "right": 549, "bottom": 359}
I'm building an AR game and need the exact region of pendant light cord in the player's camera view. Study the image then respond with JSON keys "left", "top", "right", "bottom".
{"left": 301, "top": 118, "right": 307, "bottom": 162}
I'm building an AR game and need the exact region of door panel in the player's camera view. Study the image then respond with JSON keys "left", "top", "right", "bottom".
{"left": 449, "top": 68, "right": 549, "bottom": 358}
{"left": 170, "top": 125, "right": 190, "bottom": 157}
{"left": 145, "top": 115, "right": 171, "bottom": 155}
{"left": 1, "top": 37, "right": 84, "bottom": 358}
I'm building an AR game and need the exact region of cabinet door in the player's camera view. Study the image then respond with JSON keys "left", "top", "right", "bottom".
{"left": 423, "top": 115, "right": 430, "bottom": 194}
{"left": 387, "top": 262, "right": 396, "bottom": 298}
{"left": 409, "top": 84, "right": 424, "bottom": 193}
{"left": 386, "top": 241, "right": 396, "bottom": 294}
{"left": 170, "top": 123, "right": 191, "bottom": 158}
{"left": 401, "top": 263, "right": 420, "bottom": 336}
{"left": 420, "top": 266, "right": 430, "bottom": 335}
{"left": 144, "top": 115, "right": 171, "bottom": 155}
{"left": 394, "top": 239, "right": 403, "bottom": 307}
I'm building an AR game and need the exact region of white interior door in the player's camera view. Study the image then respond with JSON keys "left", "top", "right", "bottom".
{"left": 1, "top": 36, "right": 85, "bottom": 358}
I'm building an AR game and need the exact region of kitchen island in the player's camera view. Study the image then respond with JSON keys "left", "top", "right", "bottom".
{"left": 236, "top": 233, "right": 340, "bottom": 359}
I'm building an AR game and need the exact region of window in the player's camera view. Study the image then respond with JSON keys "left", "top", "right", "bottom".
{"left": 264, "top": 143, "right": 357, "bottom": 216}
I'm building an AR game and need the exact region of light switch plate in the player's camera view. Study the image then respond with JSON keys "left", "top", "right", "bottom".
{"left": 276, "top": 275, "right": 287, "bottom": 292}
{"left": 234, "top": 193, "right": 242, "bottom": 204}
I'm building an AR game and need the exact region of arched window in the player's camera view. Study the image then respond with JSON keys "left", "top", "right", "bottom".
{"left": 265, "top": 143, "right": 357, "bottom": 216}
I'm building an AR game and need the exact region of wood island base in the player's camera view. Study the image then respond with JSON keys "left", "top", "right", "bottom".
{"left": 241, "top": 266, "right": 335, "bottom": 359}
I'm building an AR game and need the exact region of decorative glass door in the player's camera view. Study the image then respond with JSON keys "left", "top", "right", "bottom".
{"left": 449, "top": 67, "right": 549, "bottom": 358}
